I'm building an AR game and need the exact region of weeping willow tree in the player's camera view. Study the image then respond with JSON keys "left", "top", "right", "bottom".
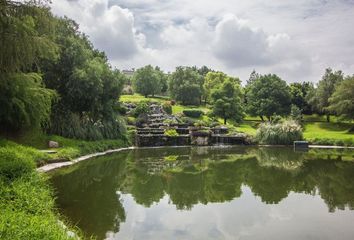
{"left": 0, "top": 0, "right": 57, "bottom": 131}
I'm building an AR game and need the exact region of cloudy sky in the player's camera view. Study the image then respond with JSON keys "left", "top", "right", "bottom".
{"left": 51, "top": 0, "right": 354, "bottom": 84}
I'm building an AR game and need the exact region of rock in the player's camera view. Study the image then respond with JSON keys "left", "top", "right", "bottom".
{"left": 48, "top": 141, "right": 59, "bottom": 148}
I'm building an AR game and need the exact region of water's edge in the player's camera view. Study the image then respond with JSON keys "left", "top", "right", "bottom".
{"left": 37, "top": 144, "right": 354, "bottom": 173}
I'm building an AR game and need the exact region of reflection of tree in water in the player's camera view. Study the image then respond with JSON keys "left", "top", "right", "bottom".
{"left": 52, "top": 147, "right": 354, "bottom": 239}
{"left": 124, "top": 147, "right": 354, "bottom": 212}
{"left": 51, "top": 152, "right": 129, "bottom": 239}
{"left": 252, "top": 147, "right": 305, "bottom": 171}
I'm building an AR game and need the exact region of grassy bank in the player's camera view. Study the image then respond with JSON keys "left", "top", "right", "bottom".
{"left": 0, "top": 142, "right": 77, "bottom": 239}
{"left": 0, "top": 133, "right": 130, "bottom": 239}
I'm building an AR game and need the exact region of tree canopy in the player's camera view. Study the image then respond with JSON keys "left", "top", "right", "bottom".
{"left": 0, "top": 0, "right": 57, "bottom": 131}
{"left": 133, "top": 65, "right": 163, "bottom": 97}
{"left": 246, "top": 74, "right": 291, "bottom": 120}
{"left": 211, "top": 79, "right": 244, "bottom": 124}
{"left": 169, "top": 66, "right": 203, "bottom": 105}
{"left": 307, "top": 68, "right": 343, "bottom": 122}
{"left": 327, "top": 76, "right": 354, "bottom": 120}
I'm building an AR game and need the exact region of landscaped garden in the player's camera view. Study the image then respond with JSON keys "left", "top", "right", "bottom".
{"left": 0, "top": 0, "right": 353, "bottom": 239}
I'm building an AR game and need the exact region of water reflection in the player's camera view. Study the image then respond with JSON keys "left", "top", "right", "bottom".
{"left": 50, "top": 147, "right": 354, "bottom": 239}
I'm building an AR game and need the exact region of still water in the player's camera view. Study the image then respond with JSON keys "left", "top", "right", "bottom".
{"left": 50, "top": 146, "right": 354, "bottom": 240}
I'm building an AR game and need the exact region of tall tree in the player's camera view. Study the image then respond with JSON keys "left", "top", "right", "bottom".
{"left": 327, "top": 75, "right": 354, "bottom": 120}
{"left": 40, "top": 17, "right": 126, "bottom": 140}
{"left": 307, "top": 68, "right": 344, "bottom": 122}
{"left": 211, "top": 79, "right": 244, "bottom": 124}
{"left": 169, "top": 66, "right": 203, "bottom": 105}
{"left": 246, "top": 74, "right": 291, "bottom": 121}
{"left": 0, "top": 0, "right": 57, "bottom": 131}
{"left": 133, "top": 65, "right": 160, "bottom": 97}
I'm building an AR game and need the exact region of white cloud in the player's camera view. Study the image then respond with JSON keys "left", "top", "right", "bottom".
{"left": 52, "top": 0, "right": 142, "bottom": 59}
{"left": 50, "top": 0, "right": 354, "bottom": 83}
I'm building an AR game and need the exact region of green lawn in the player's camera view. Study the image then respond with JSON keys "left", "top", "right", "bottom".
{"left": 120, "top": 94, "right": 168, "bottom": 103}
{"left": 303, "top": 122, "right": 354, "bottom": 141}
{"left": 237, "top": 122, "right": 258, "bottom": 135}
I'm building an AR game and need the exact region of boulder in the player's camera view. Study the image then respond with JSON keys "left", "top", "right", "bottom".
{"left": 48, "top": 141, "right": 59, "bottom": 148}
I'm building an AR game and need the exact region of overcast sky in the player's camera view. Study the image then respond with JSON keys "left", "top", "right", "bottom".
{"left": 51, "top": 0, "right": 354, "bottom": 84}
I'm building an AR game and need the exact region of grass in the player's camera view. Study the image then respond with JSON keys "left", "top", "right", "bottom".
{"left": 120, "top": 94, "right": 168, "bottom": 103}
{"left": 237, "top": 122, "right": 258, "bottom": 135}
{"left": 303, "top": 122, "right": 354, "bottom": 141}
{"left": 48, "top": 135, "right": 129, "bottom": 161}
{"left": 0, "top": 142, "right": 77, "bottom": 239}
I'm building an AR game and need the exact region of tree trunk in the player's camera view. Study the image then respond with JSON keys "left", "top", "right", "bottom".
{"left": 224, "top": 118, "right": 227, "bottom": 125}
{"left": 260, "top": 116, "right": 264, "bottom": 121}
{"left": 326, "top": 114, "right": 330, "bottom": 122}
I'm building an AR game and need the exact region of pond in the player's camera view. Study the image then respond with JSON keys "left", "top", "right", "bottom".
{"left": 50, "top": 146, "right": 354, "bottom": 240}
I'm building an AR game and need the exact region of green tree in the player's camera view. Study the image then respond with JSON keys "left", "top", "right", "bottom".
{"left": 211, "top": 79, "right": 244, "bottom": 124}
{"left": 289, "top": 82, "right": 312, "bottom": 114}
{"left": 307, "top": 68, "right": 343, "bottom": 122}
{"left": 0, "top": 0, "right": 57, "bottom": 131}
{"left": 327, "top": 76, "right": 354, "bottom": 120}
{"left": 246, "top": 74, "right": 291, "bottom": 121}
{"left": 41, "top": 17, "right": 126, "bottom": 140}
{"left": 133, "top": 65, "right": 160, "bottom": 97}
{"left": 169, "top": 66, "right": 203, "bottom": 105}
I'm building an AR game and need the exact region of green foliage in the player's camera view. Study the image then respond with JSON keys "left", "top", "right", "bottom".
{"left": 183, "top": 109, "right": 204, "bottom": 118}
{"left": 0, "top": 73, "right": 56, "bottom": 131}
{"left": 0, "top": 0, "right": 57, "bottom": 73}
{"left": 162, "top": 101, "right": 172, "bottom": 114}
{"left": 49, "top": 135, "right": 129, "bottom": 160}
{"left": 246, "top": 74, "right": 291, "bottom": 119}
{"left": 307, "top": 68, "right": 343, "bottom": 121}
{"left": 328, "top": 75, "right": 354, "bottom": 120}
{"left": 289, "top": 82, "right": 313, "bottom": 114}
{"left": 133, "top": 101, "right": 151, "bottom": 117}
{"left": 290, "top": 105, "right": 302, "bottom": 123}
{"left": 309, "top": 138, "right": 354, "bottom": 147}
{"left": 203, "top": 71, "right": 240, "bottom": 103}
{"left": 211, "top": 79, "right": 244, "bottom": 124}
{"left": 164, "top": 129, "right": 179, "bottom": 137}
{"left": 0, "top": 147, "right": 35, "bottom": 181}
{"left": 256, "top": 120, "right": 303, "bottom": 145}
{"left": 169, "top": 66, "right": 203, "bottom": 105}
{"left": 133, "top": 65, "right": 162, "bottom": 97}
{"left": 40, "top": 18, "right": 126, "bottom": 140}
{"left": 49, "top": 111, "right": 127, "bottom": 140}
{"left": 0, "top": 173, "right": 75, "bottom": 240}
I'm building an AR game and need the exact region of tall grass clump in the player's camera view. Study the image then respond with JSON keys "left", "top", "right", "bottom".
{"left": 256, "top": 120, "right": 303, "bottom": 145}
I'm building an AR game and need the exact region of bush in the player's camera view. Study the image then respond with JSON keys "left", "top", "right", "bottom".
{"left": 164, "top": 129, "right": 179, "bottom": 137}
{"left": 133, "top": 101, "right": 150, "bottom": 117}
{"left": 256, "top": 120, "right": 303, "bottom": 145}
{"left": 183, "top": 109, "right": 204, "bottom": 118}
{"left": 170, "top": 100, "right": 176, "bottom": 105}
{"left": 162, "top": 102, "right": 172, "bottom": 114}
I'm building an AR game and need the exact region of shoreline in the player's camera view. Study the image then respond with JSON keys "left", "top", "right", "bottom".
{"left": 37, "top": 144, "right": 354, "bottom": 173}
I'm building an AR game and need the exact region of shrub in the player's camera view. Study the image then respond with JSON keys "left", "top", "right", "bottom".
{"left": 164, "top": 129, "right": 179, "bottom": 137}
{"left": 162, "top": 102, "right": 172, "bottom": 114}
{"left": 183, "top": 109, "right": 204, "bottom": 118}
{"left": 256, "top": 120, "right": 303, "bottom": 145}
{"left": 126, "top": 116, "right": 136, "bottom": 125}
{"left": 170, "top": 100, "right": 176, "bottom": 105}
{"left": 133, "top": 101, "right": 150, "bottom": 117}
{"left": 290, "top": 105, "right": 302, "bottom": 123}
